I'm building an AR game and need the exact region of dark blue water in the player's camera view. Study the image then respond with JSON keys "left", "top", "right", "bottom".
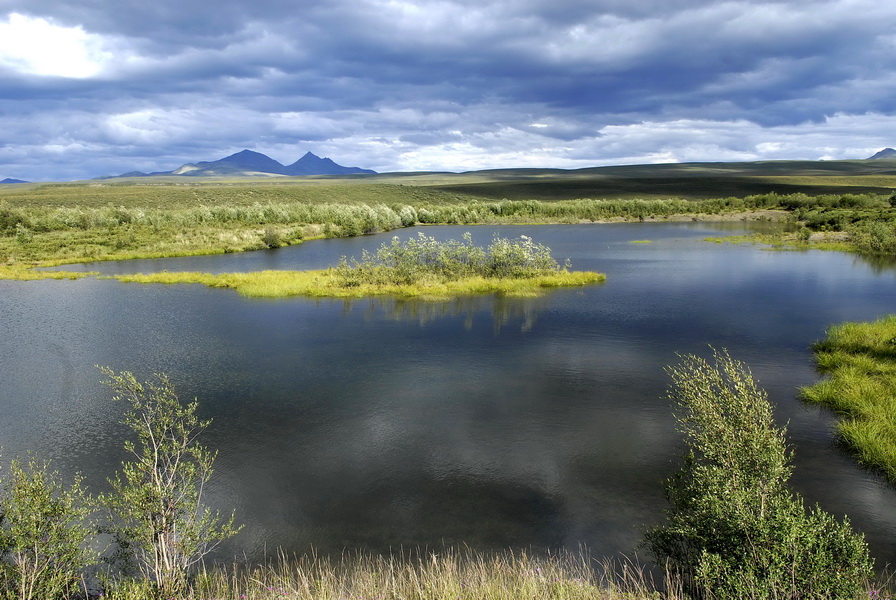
{"left": 6, "top": 223, "right": 896, "bottom": 566}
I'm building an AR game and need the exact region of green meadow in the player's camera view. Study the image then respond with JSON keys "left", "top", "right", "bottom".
{"left": 1, "top": 158, "right": 895, "bottom": 282}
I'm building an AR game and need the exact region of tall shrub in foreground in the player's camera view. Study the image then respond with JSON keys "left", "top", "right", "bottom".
{"left": 0, "top": 457, "right": 97, "bottom": 600}
{"left": 643, "top": 349, "right": 872, "bottom": 599}
{"left": 99, "top": 368, "right": 240, "bottom": 598}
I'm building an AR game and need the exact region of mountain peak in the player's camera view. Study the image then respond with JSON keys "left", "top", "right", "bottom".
{"left": 214, "top": 149, "right": 286, "bottom": 170}
{"left": 110, "top": 150, "right": 375, "bottom": 178}
{"left": 867, "top": 148, "right": 896, "bottom": 160}
{"left": 286, "top": 152, "right": 375, "bottom": 176}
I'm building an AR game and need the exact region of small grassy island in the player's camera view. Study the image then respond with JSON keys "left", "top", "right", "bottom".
{"left": 111, "top": 232, "right": 604, "bottom": 299}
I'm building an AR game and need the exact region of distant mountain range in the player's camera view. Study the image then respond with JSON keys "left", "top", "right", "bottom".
{"left": 107, "top": 150, "right": 376, "bottom": 179}
{"left": 0, "top": 178, "right": 29, "bottom": 184}
{"left": 868, "top": 148, "right": 896, "bottom": 160}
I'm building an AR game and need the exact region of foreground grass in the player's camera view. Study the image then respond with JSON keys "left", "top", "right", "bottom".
{"left": 103, "top": 550, "right": 671, "bottom": 600}
{"left": 802, "top": 315, "right": 896, "bottom": 481}
{"left": 111, "top": 269, "right": 604, "bottom": 300}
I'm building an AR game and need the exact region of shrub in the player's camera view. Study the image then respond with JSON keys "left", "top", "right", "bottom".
{"left": 261, "top": 226, "right": 282, "bottom": 248}
{"left": 643, "top": 349, "right": 873, "bottom": 599}
{"left": 13, "top": 224, "right": 31, "bottom": 245}
{"left": 848, "top": 221, "right": 896, "bottom": 254}
{"left": 334, "top": 232, "right": 566, "bottom": 287}
{"left": 99, "top": 369, "right": 241, "bottom": 598}
{"left": 0, "top": 457, "right": 97, "bottom": 600}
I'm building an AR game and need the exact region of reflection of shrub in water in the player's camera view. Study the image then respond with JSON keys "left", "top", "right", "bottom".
{"left": 345, "top": 294, "right": 551, "bottom": 332}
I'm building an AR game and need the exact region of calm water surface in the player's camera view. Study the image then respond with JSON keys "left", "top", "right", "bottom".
{"left": 6, "top": 223, "right": 896, "bottom": 566}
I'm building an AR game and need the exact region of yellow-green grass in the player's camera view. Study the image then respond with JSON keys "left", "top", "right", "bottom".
{"left": 629, "top": 240, "right": 652, "bottom": 244}
{"left": 101, "top": 549, "right": 667, "bottom": 600}
{"left": 802, "top": 315, "right": 896, "bottom": 480}
{"left": 0, "top": 264, "right": 94, "bottom": 280}
{"left": 110, "top": 269, "right": 605, "bottom": 300}
{"left": 703, "top": 232, "right": 856, "bottom": 252}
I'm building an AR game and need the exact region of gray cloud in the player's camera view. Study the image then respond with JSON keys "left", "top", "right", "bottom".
{"left": 1, "top": 0, "right": 895, "bottom": 180}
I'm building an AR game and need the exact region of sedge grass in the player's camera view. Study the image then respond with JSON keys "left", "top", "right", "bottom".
{"left": 110, "top": 269, "right": 604, "bottom": 300}
{"left": 802, "top": 315, "right": 896, "bottom": 480}
{"left": 100, "top": 548, "right": 671, "bottom": 600}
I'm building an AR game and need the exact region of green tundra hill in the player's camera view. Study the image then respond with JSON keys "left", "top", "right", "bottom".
{"left": 3, "top": 158, "right": 895, "bottom": 209}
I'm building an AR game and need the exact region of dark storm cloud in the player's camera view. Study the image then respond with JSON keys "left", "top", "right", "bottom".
{"left": 1, "top": 0, "right": 895, "bottom": 180}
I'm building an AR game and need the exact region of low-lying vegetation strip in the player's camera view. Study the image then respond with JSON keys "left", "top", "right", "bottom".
{"left": 111, "top": 234, "right": 604, "bottom": 300}
{"left": 113, "top": 269, "right": 602, "bottom": 300}
{"left": 802, "top": 315, "right": 896, "bottom": 481}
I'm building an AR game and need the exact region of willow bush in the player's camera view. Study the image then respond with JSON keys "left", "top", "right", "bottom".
{"left": 334, "top": 232, "right": 568, "bottom": 286}
{"left": 100, "top": 369, "right": 241, "bottom": 598}
{"left": 644, "top": 349, "right": 873, "bottom": 600}
{"left": 0, "top": 457, "right": 97, "bottom": 600}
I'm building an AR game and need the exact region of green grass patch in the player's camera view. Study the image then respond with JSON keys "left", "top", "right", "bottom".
{"left": 110, "top": 269, "right": 604, "bottom": 300}
{"left": 802, "top": 315, "right": 896, "bottom": 480}
{"left": 629, "top": 240, "right": 652, "bottom": 244}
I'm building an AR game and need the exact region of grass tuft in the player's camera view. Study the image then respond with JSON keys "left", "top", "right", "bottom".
{"left": 802, "top": 315, "right": 896, "bottom": 480}
{"left": 100, "top": 549, "right": 669, "bottom": 600}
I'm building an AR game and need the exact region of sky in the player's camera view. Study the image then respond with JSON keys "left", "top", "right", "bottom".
{"left": 1, "top": 0, "right": 895, "bottom": 181}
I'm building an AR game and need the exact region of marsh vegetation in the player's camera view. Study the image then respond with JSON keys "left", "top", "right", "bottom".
{"left": 802, "top": 315, "right": 896, "bottom": 481}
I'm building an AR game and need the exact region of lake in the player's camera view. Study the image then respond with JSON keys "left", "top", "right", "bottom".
{"left": 5, "top": 222, "right": 896, "bottom": 566}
